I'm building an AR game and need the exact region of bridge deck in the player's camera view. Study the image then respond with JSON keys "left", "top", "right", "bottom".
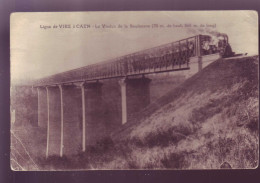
{"left": 34, "top": 34, "right": 225, "bottom": 87}
{"left": 36, "top": 66, "right": 190, "bottom": 86}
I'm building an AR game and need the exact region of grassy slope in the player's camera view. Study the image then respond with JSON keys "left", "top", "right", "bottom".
{"left": 100, "top": 55, "right": 258, "bottom": 169}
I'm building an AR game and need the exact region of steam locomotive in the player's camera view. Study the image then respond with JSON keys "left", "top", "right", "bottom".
{"left": 200, "top": 34, "right": 234, "bottom": 58}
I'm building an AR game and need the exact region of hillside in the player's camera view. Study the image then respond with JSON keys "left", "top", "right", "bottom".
{"left": 98, "top": 55, "right": 258, "bottom": 169}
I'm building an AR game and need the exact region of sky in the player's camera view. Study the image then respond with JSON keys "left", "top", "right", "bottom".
{"left": 10, "top": 11, "right": 258, "bottom": 84}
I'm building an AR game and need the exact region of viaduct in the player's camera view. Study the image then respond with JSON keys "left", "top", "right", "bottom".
{"left": 11, "top": 35, "right": 222, "bottom": 158}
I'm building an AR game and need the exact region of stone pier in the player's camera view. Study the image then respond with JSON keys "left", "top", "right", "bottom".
{"left": 62, "top": 85, "right": 82, "bottom": 156}
{"left": 119, "top": 77, "right": 151, "bottom": 124}
{"left": 46, "top": 86, "right": 61, "bottom": 157}
{"left": 37, "top": 87, "right": 47, "bottom": 128}
{"left": 186, "top": 53, "right": 221, "bottom": 78}
{"left": 83, "top": 82, "right": 107, "bottom": 146}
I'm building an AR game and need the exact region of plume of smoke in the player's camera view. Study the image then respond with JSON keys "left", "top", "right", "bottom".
{"left": 205, "top": 29, "right": 227, "bottom": 37}
{"left": 186, "top": 27, "right": 227, "bottom": 37}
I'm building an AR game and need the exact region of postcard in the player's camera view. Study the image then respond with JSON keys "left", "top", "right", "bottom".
{"left": 10, "top": 11, "right": 258, "bottom": 170}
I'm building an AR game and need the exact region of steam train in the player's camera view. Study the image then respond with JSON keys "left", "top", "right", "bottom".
{"left": 36, "top": 34, "right": 234, "bottom": 85}
{"left": 200, "top": 34, "right": 234, "bottom": 58}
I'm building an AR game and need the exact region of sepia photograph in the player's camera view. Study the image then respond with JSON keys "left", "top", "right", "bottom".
{"left": 10, "top": 11, "right": 258, "bottom": 170}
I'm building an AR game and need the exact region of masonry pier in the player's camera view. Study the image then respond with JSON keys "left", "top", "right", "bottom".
{"left": 119, "top": 77, "right": 151, "bottom": 124}
{"left": 62, "top": 85, "right": 82, "bottom": 156}
{"left": 46, "top": 86, "right": 61, "bottom": 157}
{"left": 38, "top": 87, "right": 47, "bottom": 128}
{"left": 84, "top": 82, "right": 106, "bottom": 146}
